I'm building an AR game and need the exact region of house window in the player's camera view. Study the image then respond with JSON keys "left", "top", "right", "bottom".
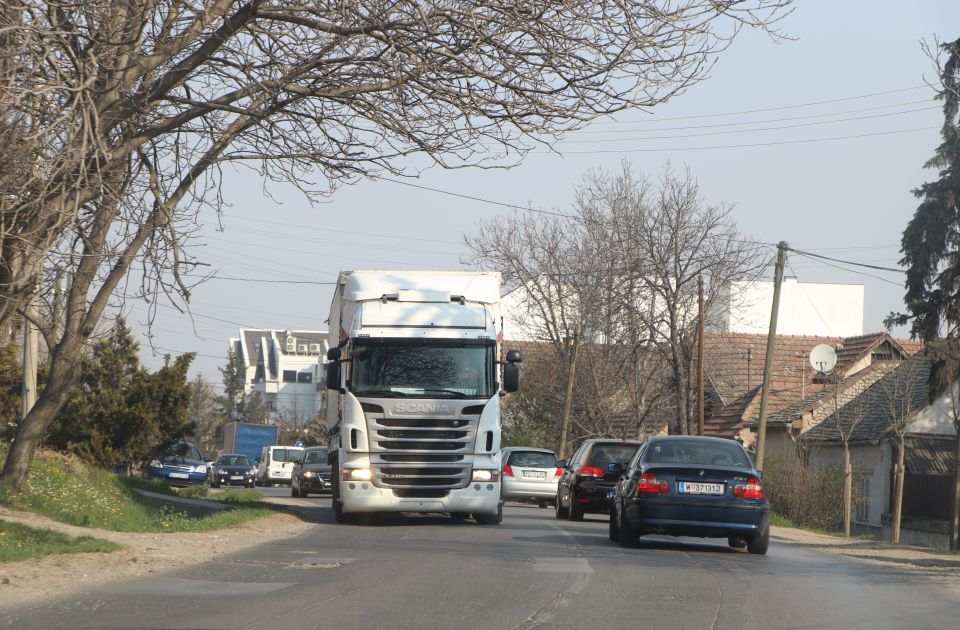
{"left": 297, "top": 372, "right": 313, "bottom": 384}
{"left": 856, "top": 477, "right": 870, "bottom": 522}
{"left": 266, "top": 401, "right": 274, "bottom": 412}
{"left": 282, "top": 370, "right": 297, "bottom": 383}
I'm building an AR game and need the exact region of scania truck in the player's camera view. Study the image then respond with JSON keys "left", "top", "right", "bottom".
{"left": 324, "top": 270, "right": 522, "bottom": 524}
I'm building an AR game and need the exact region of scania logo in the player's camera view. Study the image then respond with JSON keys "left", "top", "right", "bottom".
{"left": 394, "top": 403, "right": 452, "bottom": 414}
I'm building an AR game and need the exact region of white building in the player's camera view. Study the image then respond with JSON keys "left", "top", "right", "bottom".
{"left": 716, "top": 277, "right": 863, "bottom": 337}
{"left": 230, "top": 329, "right": 328, "bottom": 425}
{"left": 501, "top": 277, "right": 864, "bottom": 342}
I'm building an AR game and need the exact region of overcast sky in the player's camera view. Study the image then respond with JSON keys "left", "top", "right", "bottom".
{"left": 126, "top": 1, "right": 960, "bottom": 392}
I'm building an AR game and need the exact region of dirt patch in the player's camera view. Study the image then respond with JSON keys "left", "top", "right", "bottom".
{"left": 0, "top": 505, "right": 314, "bottom": 608}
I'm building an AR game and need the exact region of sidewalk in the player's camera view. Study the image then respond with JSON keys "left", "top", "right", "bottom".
{"left": 771, "top": 525, "right": 960, "bottom": 577}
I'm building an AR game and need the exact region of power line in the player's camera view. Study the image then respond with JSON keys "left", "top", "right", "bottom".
{"left": 788, "top": 252, "right": 903, "bottom": 287}
{"left": 224, "top": 215, "right": 461, "bottom": 245}
{"left": 550, "top": 126, "right": 939, "bottom": 155}
{"left": 378, "top": 177, "right": 573, "bottom": 219}
{"left": 202, "top": 276, "right": 337, "bottom": 285}
{"left": 588, "top": 85, "right": 929, "bottom": 125}
{"left": 786, "top": 247, "right": 905, "bottom": 273}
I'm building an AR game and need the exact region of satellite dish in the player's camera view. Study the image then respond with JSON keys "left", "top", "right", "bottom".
{"left": 809, "top": 344, "right": 838, "bottom": 373}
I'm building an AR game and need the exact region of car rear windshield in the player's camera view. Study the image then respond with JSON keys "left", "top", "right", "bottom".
{"left": 272, "top": 448, "right": 302, "bottom": 463}
{"left": 586, "top": 444, "right": 639, "bottom": 467}
{"left": 507, "top": 451, "right": 558, "bottom": 468}
{"left": 645, "top": 440, "right": 751, "bottom": 467}
{"left": 219, "top": 455, "right": 251, "bottom": 467}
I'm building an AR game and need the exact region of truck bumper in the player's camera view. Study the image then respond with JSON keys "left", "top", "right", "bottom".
{"left": 339, "top": 481, "right": 501, "bottom": 515}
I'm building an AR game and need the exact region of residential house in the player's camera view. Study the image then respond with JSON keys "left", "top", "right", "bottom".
{"left": 705, "top": 332, "right": 922, "bottom": 446}
{"left": 230, "top": 329, "right": 328, "bottom": 426}
{"left": 799, "top": 353, "right": 958, "bottom": 548}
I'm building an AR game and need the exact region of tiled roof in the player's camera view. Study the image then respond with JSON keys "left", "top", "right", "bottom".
{"left": 801, "top": 354, "right": 934, "bottom": 444}
{"left": 703, "top": 387, "right": 760, "bottom": 438}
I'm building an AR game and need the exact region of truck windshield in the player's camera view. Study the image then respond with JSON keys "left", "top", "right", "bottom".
{"left": 350, "top": 341, "right": 495, "bottom": 398}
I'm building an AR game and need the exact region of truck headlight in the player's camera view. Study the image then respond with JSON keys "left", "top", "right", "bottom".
{"left": 342, "top": 468, "right": 372, "bottom": 481}
{"left": 472, "top": 469, "right": 499, "bottom": 482}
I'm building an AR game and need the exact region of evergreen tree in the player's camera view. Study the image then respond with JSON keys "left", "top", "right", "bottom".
{"left": 218, "top": 348, "right": 246, "bottom": 422}
{"left": 894, "top": 37, "right": 960, "bottom": 340}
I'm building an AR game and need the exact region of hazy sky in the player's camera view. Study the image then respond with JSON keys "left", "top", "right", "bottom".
{"left": 128, "top": 1, "right": 960, "bottom": 392}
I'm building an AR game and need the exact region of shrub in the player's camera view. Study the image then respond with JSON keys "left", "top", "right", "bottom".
{"left": 763, "top": 455, "right": 864, "bottom": 533}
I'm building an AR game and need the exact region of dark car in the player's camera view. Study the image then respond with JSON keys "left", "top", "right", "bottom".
{"left": 147, "top": 441, "right": 209, "bottom": 487}
{"left": 608, "top": 435, "right": 770, "bottom": 554}
{"left": 210, "top": 453, "right": 257, "bottom": 488}
{"left": 555, "top": 439, "right": 643, "bottom": 521}
{"left": 291, "top": 447, "right": 332, "bottom": 497}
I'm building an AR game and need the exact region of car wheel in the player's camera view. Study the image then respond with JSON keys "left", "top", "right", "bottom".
{"left": 568, "top": 493, "right": 584, "bottom": 521}
{"left": 555, "top": 492, "right": 569, "bottom": 519}
{"left": 618, "top": 504, "right": 640, "bottom": 548}
{"left": 608, "top": 508, "right": 620, "bottom": 542}
{"left": 728, "top": 536, "right": 747, "bottom": 549}
{"left": 475, "top": 503, "right": 503, "bottom": 525}
{"left": 746, "top": 527, "right": 770, "bottom": 555}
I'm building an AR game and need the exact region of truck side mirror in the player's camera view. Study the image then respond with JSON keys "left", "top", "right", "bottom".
{"left": 503, "top": 363, "right": 519, "bottom": 393}
{"left": 326, "top": 347, "right": 341, "bottom": 361}
{"left": 326, "top": 362, "right": 341, "bottom": 391}
{"left": 505, "top": 349, "right": 523, "bottom": 363}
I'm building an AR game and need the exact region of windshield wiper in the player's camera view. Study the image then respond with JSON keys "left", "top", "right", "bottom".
{"left": 354, "top": 389, "right": 407, "bottom": 398}
{"left": 419, "top": 388, "right": 470, "bottom": 398}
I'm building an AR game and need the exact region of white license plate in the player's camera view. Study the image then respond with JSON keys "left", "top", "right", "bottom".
{"left": 678, "top": 481, "right": 724, "bottom": 495}
{"left": 522, "top": 470, "right": 547, "bottom": 479}
{"left": 230, "top": 476, "right": 243, "bottom": 481}
{"left": 169, "top": 472, "right": 189, "bottom": 479}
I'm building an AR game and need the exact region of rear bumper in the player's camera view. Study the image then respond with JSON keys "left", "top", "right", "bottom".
{"left": 502, "top": 478, "right": 559, "bottom": 500}
{"left": 340, "top": 480, "right": 501, "bottom": 515}
{"left": 572, "top": 480, "right": 617, "bottom": 513}
{"left": 623, "top": 497, "right": 769, "bottom": 538}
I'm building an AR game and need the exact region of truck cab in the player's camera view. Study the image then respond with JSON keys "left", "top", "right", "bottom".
{"left": 324, "top": 271, "right": 521, "bottom": 524}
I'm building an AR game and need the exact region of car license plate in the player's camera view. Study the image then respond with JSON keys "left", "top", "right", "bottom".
{"left": 169, "top": 472, "right": 189, "bottom": 479}
{"left": 230, "top": 476, "right": 243, "bottom": 481}
{"left": 678, "top": 481, "right": 724, "bottom": 495}
{"left": 523, "top": 470, "right": 547, "bottom": 479}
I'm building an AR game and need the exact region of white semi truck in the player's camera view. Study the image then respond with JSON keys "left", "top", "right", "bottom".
{"left": 324, "top": 270, "right": 522, "bottom": 524}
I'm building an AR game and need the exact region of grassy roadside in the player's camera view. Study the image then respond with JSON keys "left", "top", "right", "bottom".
{"left": 770, "top": 512, "right": 879, "bottom": 541}
{"left": 0, "top": 519, "right": 120, "bottom": 563}
{"left": 0, "top": 447, "right": 277, "bottom": 535}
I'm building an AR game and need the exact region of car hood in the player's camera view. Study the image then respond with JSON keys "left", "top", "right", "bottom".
{"left": 217, "top": 465, "right": 254, "bottom": 473}
{"left": 159, "top": 456, "right": 204, "bottom": 467}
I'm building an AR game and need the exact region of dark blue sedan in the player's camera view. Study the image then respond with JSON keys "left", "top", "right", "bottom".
{"left": 608, "top": 436, "right": 770, "bottom": 555}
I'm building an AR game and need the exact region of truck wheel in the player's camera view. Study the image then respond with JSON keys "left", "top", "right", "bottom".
{"left": 331, "top": 462, "right": 356, "bottom": 524}
{"left": 475, "top": 503, "right": 503, "bottom": 525}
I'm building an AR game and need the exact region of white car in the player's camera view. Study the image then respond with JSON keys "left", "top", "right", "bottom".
{"left": 500, "top": 447, "right": 561, "bottom": 508}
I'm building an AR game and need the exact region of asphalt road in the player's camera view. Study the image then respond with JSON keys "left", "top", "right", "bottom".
{"left": 4, "top": 490, "right": 959, "bottom": 629}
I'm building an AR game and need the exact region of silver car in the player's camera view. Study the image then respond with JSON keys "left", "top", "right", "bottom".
{"left": 501, "top": 447, "right": 561, "bottom": 508}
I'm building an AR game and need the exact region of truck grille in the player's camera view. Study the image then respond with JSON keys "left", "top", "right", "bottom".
{"left": 366, "top": 410, "right": 481, "bottom": 491}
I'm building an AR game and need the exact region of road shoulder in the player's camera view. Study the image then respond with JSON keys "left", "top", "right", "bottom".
{"left": 0, "top": 505, "right": 314, "bottom": 608}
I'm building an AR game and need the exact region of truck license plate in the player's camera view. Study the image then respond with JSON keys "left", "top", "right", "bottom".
{"left": 678, "top": 481, "right": 724, "bottom": 495}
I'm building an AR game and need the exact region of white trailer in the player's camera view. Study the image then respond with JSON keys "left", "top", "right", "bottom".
{"left": 324, "top": 270, "right": 522, "bottom": 524}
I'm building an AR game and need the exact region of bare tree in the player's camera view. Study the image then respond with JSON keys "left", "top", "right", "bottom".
{"left": 877, "top": 356, "right": 928, "bottom": 543}
{"left": 468, "top": 163, "right": 761, "bottom": 442}
{"left": 825, "top": 372, "right": 868, "bottom": 538}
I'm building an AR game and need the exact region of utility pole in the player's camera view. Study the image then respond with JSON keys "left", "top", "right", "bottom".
{"left": 754, "top": 241, "right": 788, "bottom": 471}
{"left": 20, "top": 299, "right": 39, "bottom": 420}
{"left": 558, "top": 323, "right": 582, "bottom": 460}
{"left": 697, "top": 276, "right": 705, "bottom": 436}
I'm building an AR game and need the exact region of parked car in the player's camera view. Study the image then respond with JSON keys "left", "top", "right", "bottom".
{"left": 147, "top": 441, "right": 209, "bottom": 487}
{"left": 210, "top": 453, "right": 257, "bottom": 488}
{"left": 256, "top": 445, "right": 304, "bottom": 486}
{"left": 291, "top": 447, "right": 332, "bottom": 497}
{"left": 608, "top": 435, "right": 770, "bottom": 554}
{"left": 501, "top": 447, "right": 561, "bottom": 508}
{"left": 556, "top": 439, "right": 643, "bottom": 521}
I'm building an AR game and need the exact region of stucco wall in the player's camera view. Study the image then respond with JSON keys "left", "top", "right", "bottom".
{"left": 726, "top": 278, "right": 863, "bottom": 337}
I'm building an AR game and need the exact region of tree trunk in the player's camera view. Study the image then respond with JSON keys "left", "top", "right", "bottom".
{"left": 842, "top": 444, "right": 852, "bottom": 537}
{"left": 891, "top": 440, "right": 906, "bottom": 544}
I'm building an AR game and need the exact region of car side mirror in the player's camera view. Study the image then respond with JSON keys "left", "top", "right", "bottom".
{"left": 607, "top": 462, "right": 624, "bottom": 475}
{"left": 557, "top": 459, "right": 567, "bottom": 469}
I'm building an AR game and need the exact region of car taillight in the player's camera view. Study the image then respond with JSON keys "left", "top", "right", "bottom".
{"left": 577, "top": 465, "right": 604, "bottom": 478}
{"left": 503, "top": 464, "right": 514, "bottom": 478}
{"left": 637, "top": 472, "right": 669, "bottom": 494}
{"left": 733, "top": 476, "right": 764, "bottom": 499}
{"left": 554, "top": 467, "right": 563, "bottom": 478}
